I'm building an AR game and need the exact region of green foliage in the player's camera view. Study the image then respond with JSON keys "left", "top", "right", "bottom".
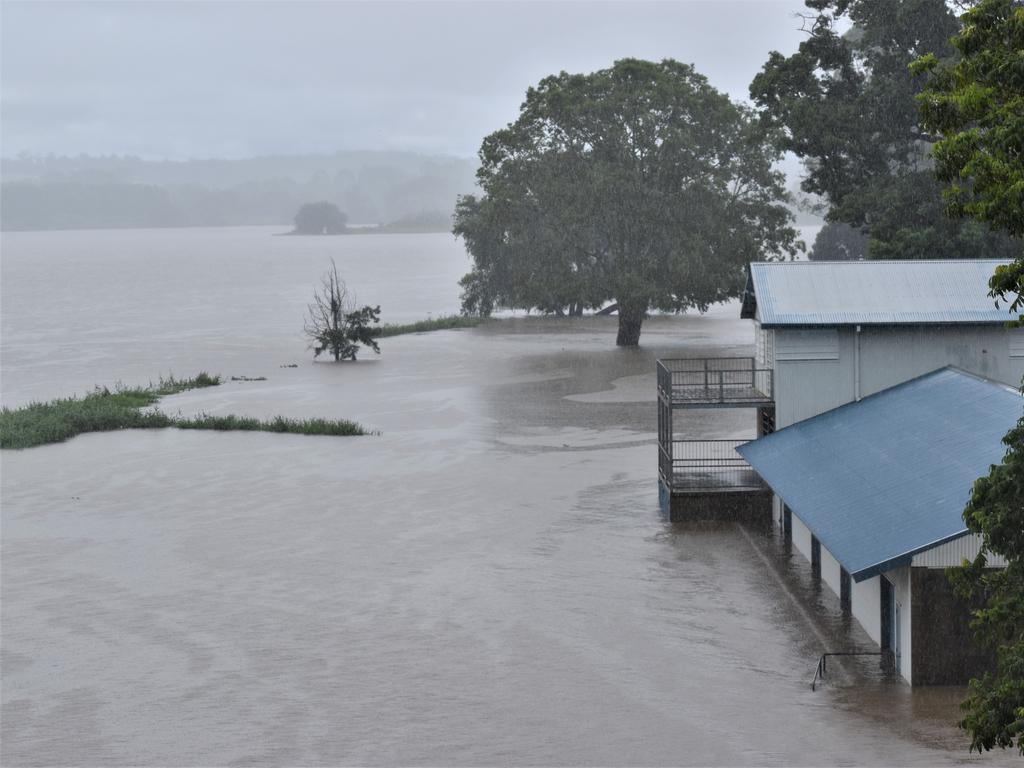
{"left": 292, "top": 201, "right": 348, "bottom": 235}
{"left": 375, "top": 314, "right": 483, "bottom": 337}
{"left": 175, "top": 414, "right": 370, "bottom": 436}
{"left": 0, "top": 373, "right": 372, "bottom": 448}
{"left": 751, "top": 0, "right": 1019, "bottom": 259}
{"left": 0, "top": 374, "right": 220, "bottom": 449}
{"left": 304, "top": 260, "right": 381, "bottom": 360}
{"left": 951, "top": 412, "right": 1024, "bottom": 754}
{"left": 809, "top": 221, "right": 869, "bottom": 260}
{"left": 912, "top": 0, "right": 1024, "bottom": 238}
{"left": 455, "top": 58, "right": 799, "bottom": 346}
{"left": 913, "top": 0, "right": 1024, "bottom": 324}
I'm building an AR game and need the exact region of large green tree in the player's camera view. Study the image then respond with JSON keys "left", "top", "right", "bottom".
{"left": 913, "top": 0, "right": 1024, "bottom": 754}
{"left": 454, "top": 58, "right": 799, "bottom": 346}
{"left": 914, "top": 0, "right": 1024, "bottom": 318}
{"left": 750, "top": 0, "right": 1019, "bottom": 260}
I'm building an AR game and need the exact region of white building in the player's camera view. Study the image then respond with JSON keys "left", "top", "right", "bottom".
{"left": 741, "top": 259, "right": 1024, "bottom": 429}
{"left": 738, "top": 367, "right": 1018, "bottom": 685}
{"left": 731, "top": 259, "right": 1021, "bottom": 685}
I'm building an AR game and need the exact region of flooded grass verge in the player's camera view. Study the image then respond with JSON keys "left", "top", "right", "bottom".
{"left": 0, "top": 373, "right": 371, "bottom": 448}
{"left": 376, "top": 314, "right": 482, "bottom": 337}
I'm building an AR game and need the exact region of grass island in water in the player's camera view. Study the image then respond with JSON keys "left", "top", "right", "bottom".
{"left": 0, "top": 373, "right": 371, "bottom": 449}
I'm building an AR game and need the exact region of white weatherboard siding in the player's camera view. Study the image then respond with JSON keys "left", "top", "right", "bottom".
{"left": 755, "top": 322, "right": 775, "bottom": 370}
{"left": 912, "top": 533, "right": 1009, "bottom": 568}
{"left": 772, "top": 325, "right": 1024, "bottom": 428}
{"left": 775, "top": 329, "right": 839, "bottom": 361}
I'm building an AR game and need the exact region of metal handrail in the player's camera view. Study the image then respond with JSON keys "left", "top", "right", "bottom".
{"left": 656, "top": 357, "right": 773, "bottom": 403}
{"left": 810, "top": 652, "right": 885, "bottom": 691}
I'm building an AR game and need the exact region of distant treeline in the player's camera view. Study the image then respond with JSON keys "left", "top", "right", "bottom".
{"left": 0, "top": 151, "right": 476, "bottom": 231}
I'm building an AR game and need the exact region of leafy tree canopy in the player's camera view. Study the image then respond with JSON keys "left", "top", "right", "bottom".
{"left": 455, "top": 58, "right": 799, "bottom": 346}
{"left": 952, "top": 414, "right": 1024, "bottom": 755}
{"left": 913, "top": 0, "right": 1024, "bottom": 321}
{"left": 809, "top": 221, "right": 869, "bottom": 260}
{"left": 750, "top": 0, "right": 1019, "bottom": 260}
{"left": 911, "top": 1, "right": 1024, "bottom": 755}
{"left": 294, "top": 201, "right": 348, "bottom": 235}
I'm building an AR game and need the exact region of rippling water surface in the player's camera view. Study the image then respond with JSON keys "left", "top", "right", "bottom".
{"left": 1, "top": 226, "right": 1013, "bottom": 765}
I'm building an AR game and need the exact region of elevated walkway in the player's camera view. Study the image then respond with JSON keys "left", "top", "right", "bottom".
{"left": 657, "top": 358, "right": 774, "bottom": 521}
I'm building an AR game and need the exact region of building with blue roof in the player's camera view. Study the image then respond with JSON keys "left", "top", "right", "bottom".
{"left": 657, "top": 260, "right": 1023, "bottom": 683}
{"left": 737, "top": 368, "right": 1017, "bottom": 685}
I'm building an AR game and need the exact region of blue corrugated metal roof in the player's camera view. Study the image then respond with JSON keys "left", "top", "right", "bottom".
{"left": 741, "top": 260, "right": 1015, "bottom": 327}
{"left": 737, "top": 368, "right": 1022, "bottom": 581}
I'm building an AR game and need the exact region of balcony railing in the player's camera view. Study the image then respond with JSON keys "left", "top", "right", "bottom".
{"left": 657, "top": 357, "right": 773, "bottom": 407}
{"left": 659, "top": 439, "right": 765, "bottom": 492}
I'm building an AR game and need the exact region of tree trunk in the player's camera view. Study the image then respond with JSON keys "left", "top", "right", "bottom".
{"left": 616, "top": 301, "right": 646, "bottom": 346}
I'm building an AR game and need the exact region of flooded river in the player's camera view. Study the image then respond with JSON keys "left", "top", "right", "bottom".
{"left": 1, "top": 226, "right": 1013, "bottom": 765}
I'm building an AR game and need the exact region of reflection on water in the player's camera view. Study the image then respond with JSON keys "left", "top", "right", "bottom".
{"left": 1, "top": 227, "right": 1012, "bottom": 765}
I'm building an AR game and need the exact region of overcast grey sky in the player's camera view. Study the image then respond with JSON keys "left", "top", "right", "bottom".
{"left": 2, "top": 1, "right": 811, "bottom": 160}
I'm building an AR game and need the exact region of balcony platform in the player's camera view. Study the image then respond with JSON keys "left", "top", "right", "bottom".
{"left": 656, "top": 357, "right": 774, "bottom": 521}
{"left": 657, "top": 357, "right": 773, "bottom": 408}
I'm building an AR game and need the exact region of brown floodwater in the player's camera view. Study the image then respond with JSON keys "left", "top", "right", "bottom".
{"left": 1, "top": 227, "right": 1014, "bottom": 765}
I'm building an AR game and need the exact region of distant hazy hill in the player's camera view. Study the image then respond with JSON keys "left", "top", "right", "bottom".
{"left": 0, "top": 151, "right": 477, "bottom": 231}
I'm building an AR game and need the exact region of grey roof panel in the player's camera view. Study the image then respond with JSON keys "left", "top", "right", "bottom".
{"left": 737, "top": 368, "right": 1022, "bottom": 581}
{"left": 744, "top": 260, "right": 1016, "bottom": 326}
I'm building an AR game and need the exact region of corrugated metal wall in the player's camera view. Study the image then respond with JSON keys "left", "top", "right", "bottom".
{"left": 912, "top": 534, "right": 1009, "bottom": 568}
{"left": 773, "top": 325, "right": 1024, "bottom": 429}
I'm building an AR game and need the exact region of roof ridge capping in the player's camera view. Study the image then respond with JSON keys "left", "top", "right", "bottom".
{"left": 750, "top": 258, "right": 1013, "bottom": 266}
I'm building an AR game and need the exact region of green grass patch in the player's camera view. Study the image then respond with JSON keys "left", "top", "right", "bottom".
{"left": 376, "top": 314, "right": 482, "bottom": 337}
{"left": 0, "top": 371, "right": 372, "bottom": 449}
{"left": 176, "top": 413, "right": 370, "bottom": 436}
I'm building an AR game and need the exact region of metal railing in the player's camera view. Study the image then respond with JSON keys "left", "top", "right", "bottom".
{"left": 657, "top": 357, "right": 773, "bottom": 406}
{"left": 659, "top": 439, "right": 764, "bottom": 492}
{"left": 810, "top": 652, "right": 885, "bottom": 691}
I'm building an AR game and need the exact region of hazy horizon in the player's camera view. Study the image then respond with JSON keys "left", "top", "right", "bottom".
{"left": 2, "top": 0, "right": 811, "bottom": 161}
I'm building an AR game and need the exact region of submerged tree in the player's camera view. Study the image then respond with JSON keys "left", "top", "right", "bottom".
{"left": 303, "top": 260, "right": 380, "bottom": 361}
{"left": 455, "top": 58, "right": 799, "bottom": 346}
{"left": 293, "top": 201, "right": 348, "bottom": 235}
{"left": 750, "top": 0, "right": 1019, "bottom": 260}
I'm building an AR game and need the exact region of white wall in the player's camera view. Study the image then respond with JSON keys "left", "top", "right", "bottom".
{"left": 853, "top": 575, "right": 882, "bottom": 646}
{"left": 821, "top": 546, "right": 842, "bottom": 599}
{"left": 788, "top": 511, "right": 915, "bottom": 683}
{"left": 791, "top": 511, "right": 813, "bottom": 563}
{"left": 772, "top": 325, "right": 1024, "bottom": 428}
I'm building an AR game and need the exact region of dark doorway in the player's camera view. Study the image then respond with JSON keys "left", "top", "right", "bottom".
{"left": 811, "top": 535, "right": 821, "bottom": 581}
{"left": 840, "top": 568, "right": 852, "bottom": 614}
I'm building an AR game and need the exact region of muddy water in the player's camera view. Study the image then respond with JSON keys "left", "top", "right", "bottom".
{"left": 1, "top": 227, "right": 1012, "bottom": 765}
